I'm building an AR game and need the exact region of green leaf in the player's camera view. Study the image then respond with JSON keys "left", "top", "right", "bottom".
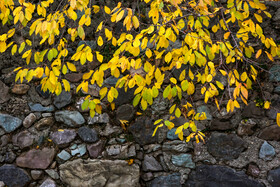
{"left": 181, "top": 80, "right": 189, "bottom": 91}
{"left": 175, "top": 108, "right": 181, "bottom": 118}
{"left": 169, "top": 104, "right": 176, "bottom": 114}
{"left": 81, "top": 99, "right": 89, "bottom": 110}
{"left": 163, "top": 85, "right": 171, "bottom": 98}
{"left": 133, "top": 94, "right": 141, "bottom": 107}
{"left": 48, "top": 49, "right": 53, "bottom": 61}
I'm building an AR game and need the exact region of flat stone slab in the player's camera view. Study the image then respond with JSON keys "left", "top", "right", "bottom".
{"left": 0, "top": 113, "right": 22, "bottom": 133}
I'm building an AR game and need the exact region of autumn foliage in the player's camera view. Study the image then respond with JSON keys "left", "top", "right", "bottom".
{"left": 0, "top": 0, "right": 280, "bottom": 142}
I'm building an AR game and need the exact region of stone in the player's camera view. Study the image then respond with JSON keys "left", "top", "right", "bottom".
{"left": 197, "top": 105, "right": 212, "bottom": 120}
{"left": 65, "top": 73, "right": 83, "bottom": 83}
{"left": 31, "top": 170, "right": 43, "bottom": 180}
{"left": 247, "top": 164, "right": 260, "bottom": 178}
{"left": 0, "top": 80, "right": 10, "bottom": 104}
{"left": 0, "top": 135, "right": 9, "bottom": 147}
{"left": 167, "top": 129, "right": 179, "bottom": 140}
{"left": 28, "top": 86, "right": 52, "bottom": 106}
{"left": 16, "top": 148, "right": 55, "bottom": 169}
{"left": 36, "top": 85, "right": 51, "bottom": 99}
{"left": 147, "top": 173, "right": 181, "bottom": 187}
{"left": 259, "top": 141, "right": 275, "bottom": 161}
{"left": 0, "top": 164, "right": 31, "bottom": 187}
{"left": 237, "top": 119, "right": 257, "bottom": 136}
{"left": 210, "top": 119, "right": 235, "bottom": 130}
{"left": 104, "top": 76, "right": 120, "bottom": 86}
{"left": 171, "top": 154, "right": 195, "bottom": 168}
{"left": 12, "top": 130, "right": 36, "bottom": 149}
{"left": 34, "top": 117, "right": 54, "bottom": 130}
{"left": 45, "top": 169, "right": 60, "bottom": 179}
{"left": 75, "top": 97, "right": 90, "bottom": 113}
{"left": 59, "top": 159, "right": 140, "bottom": 187}
{"left": 57, "top": 150, "right": 71, "bottom": 161}
{"left": 87, "top": 140, "right": 105, "bottom": 158}
{"left": 23, "top": 113, "right": 37, "bottom": 128}
{"left": 28, "top": 102, "right": 55, "bottom": 112}
{"left": 0, "top": 181, "right": 4, "bottom": 187}
{"left": 39, "top": 178, "right": 56, "bottom": 187}
{"left": 162, "top": 141, "right": 192, "bottom": 152}
{"left": 0, "top": 113, "right": 22, "bottom": 133}
{"left": 258, "top": 125, "right": 280, "bottom": 141}
{"left": 151, "top": 96, "right": 169, "bottom": 115}
{"left": 129, "top": 116, "right": 157, "bottom": 146}
{"left": 274, "top": 86, "right": 280, "bottom": 94}
{"left": 105, "top": 143, "right": 136, "bottom": 159}
{"left": 116, "top": 104, "right": 135, "bottom": 122}
{"left": 53, "top": 90, "right": 72, "bottom": 109}
{"left": 100, "top": 123, "right": 123, "bottom": 136}
{"left": 142, "top": 155, "right": 163, "bottom": 172}
{"left": 70, "top": 144, "right": 87, "bottom": 157}
{"left": 269, "top": 65, "right": 280, "bottom": 82}
{"left": 242, "top": 102, "right": 264, "bottom": 118}
{"left": 268, "top": 167, "right": 280, "bottom": 187}
{"left": 78, "top": 126, "right": 99, "bottom": 143}
{"left": 114, "top": 87, "right": 135, "bottom": 106}
{"left": 267, "top": 98, "right": 280, "bottom": 119}
{"left": 207, "top": 132, "right": 246, "bottom": 161}
{"left": 88, "top": 113, "right": 109, "bottom": 124}
{"left": 11, "top": 84, "right": 30, "bottom": 94}
{"left": 185, "top": 165, "right": 264, "bottom": 187}
{"left": 50, "top": 129, "right": 76, "bottom": 145}
{"left": 82, "top": 84, "right": 100, "bottom": 97}
{"left": 141, "top": 172, "right": 153, "bottom": 182}
{"left": 55, "top": 110, "right": 85, "bottom": 127}
{"left": 3, "top": 151, "right": 16, "bottom": 163}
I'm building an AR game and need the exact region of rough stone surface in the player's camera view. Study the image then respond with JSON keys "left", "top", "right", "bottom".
{"left": 142, "top": 155, "right": 163, "bottom": 172}
{"left": 237, "top": 119, "right": 257, "bottom": 136}
{"left": 106, "top": 143, "right": 136, "bottom": 159}
{"left": 39, "top": 178, "right": 56, "bottom": 187}
{"left": 11, "top": 84, "right": 30, "bottom": 95}
{"left": 0, "top": 113, "right": 22, "bottom": 133}
{"left": 258, "top": 125, "right": 280, "bottom": 141}
{"left": 0, "top": 80, "right": 10, "bottom": 104}
{"left": 16, "top": 148, "right": 55, "bottom": 169}
{"left": 28, "top": 102, "right": 55, "bottom": 112}
{"left": 207, "top": 132, "right": 247, "bottom": 161}
{"left": 210, "top": 119, "right": 235, "bottom": 130}
{"left": 0, "top": 164, "right": 31, "bottom": 187}
{"left": 78, "top": 126, "right": 99, "bottom": 143}
{"left": 45, "top": 169, "right": 60, "bottom": 179}
{"left": 129, "top": 116, "right": 157, "bottom": 146}
{"left": 186, "top": 165, "right": 264, "bottom": 186}
{"left": 12, "top": 130, "right": 36, "bottom": 149}
{"left": 87, "top": 140, "right": 105, "bottom": 158}
{"left": 88, "top": 113, "right": 109, "bottom": 124}
{"left": 197, "top": 105, "right": 212, "bottom": 120}
{"left": 242, "top": 102, "right": 264, "bottom": 118}
{"left": 269, "top": 65, "right": 280, "bottom": 82}
{"left": 57, "top": 150, "right": 71, "bottom": 161}
{"left": 171, "top": 154, "right": 195, "bottom": 168}
{"left": 247, "top": 164, "right": 260, "bottom": 178}
{"left": 147, "top": 173, "right": 181, "bottom": 187}
{"left": 268, "top": 167, "right": 280, "bottom": 187}
{"left": 36, "top": 85, "right": 51, "bottom": 99}
{"left": 167, "top": 129, "right": 179, "bottom": 140}
{"left": 116, "top": 104, "right": 135, "bottom": 122}
{"left": 23, "top": 113, "right": 37, "bottom": 128}
{"left": 114, "top": 87, "right": 135, "bottom": 106}
{"left": 59, "top": 159, "right": 140, "bottom": 187}
{"left": 55, "top": 110, "right": 85, "bottom": 127}
{"left": 259, "top": 141, "right": 275, "bottom": 161}
{"left": 53, "top": 90, "right": 72, "bottom": 109}
{"left": 70, "top": 144, "right": 87, "bottom": 157}
{"left": 99, "top": 123, "right": 123, "bottom": 136}
{"left": 34, "top": 117, "right": 54, "bottom": 130}
{"left": 162, "top": 141, "right": 192, "bottom": 153}
{"left": 31, "top": 170, "right": 43, "bottom": 180}
{"left": 28, "top": 86, "right": 52, "bottom": 106}
{"left": 50, "top": 129, "right": 76, "bottom": 145}
{"left": 65, "top": 73, "right": 83, "bottom": 83}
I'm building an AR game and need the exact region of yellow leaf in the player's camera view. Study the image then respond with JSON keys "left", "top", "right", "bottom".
{"left": 105, "top": 28, "right": 112, "bottom": 40}
{"left": 18, "top": 42, "right": 26, "bottom": 54}
{"left": 104, "top": 6, "right": 111, "bottom": 14}
{"left": 265, "top": 51, "right": 274, "bottom": 61}
{"left": 62, "top": 79, "right": 70, "bottom": 91}
{"left": 66, "top": 62, "right": 76, "bottom": 72}
{"left": 92, "top": 5, "right": 100, "bottom": 13}
{"left": 165, "top": 52, "right": 172, "bottom": 63}
{"left": 97, "top": 36, "right": 103, "bottom": 46}
{"left": 99, "top": 87, "right": 108, "bottom": 99}
{"left": 11, "top": 44, "right": 17, "bottom": 55}
{"left": 224, "top": 32, "right": 230, "bottom": 39}
{"left": 116, "top": 10, "right": 124, "bottom": 22}
{"left": 145, "top": 49, "right": 152, "bottom": 58}
{"left": 96, "top": 21, "right": 103, "bottom": 32}
{"left": 132, "top": 16, "right": 139, "bottom": 29}
{"left": 170, "top": 77, "right": 177, "bottom": 84}
{"left": 216, "top": 81, "right": 224, "bottom": 90}
{"left": 264, "top": 101, "right": 270, "bottom": 109}
{"left": 206, "top": 74, "right": 213, "bottom": 82}
{"left": 277, "top": 113, "right": 280, "bottom": 127}
{"left": 254, "top": 13, "right": 263, "bottom": 23}
{"left": 96, "top": 52, "right": 103, "bottom": 62}
{"left": 219, "top": 69, "right": 227, "bottom": 76}
{"left": 152, "top": 126, "right": 159, "bottom": 136}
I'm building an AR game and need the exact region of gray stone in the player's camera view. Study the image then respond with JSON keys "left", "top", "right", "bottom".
{"left": 269, "top": 65, "right": 280, "bottom": 82}
{"left": 185, "top": 165, "right": 264, "bottom": 187}
{"left": 128, "top": 116, "right": 157, "bottom": 146}
{"left": 259, "top": 141, "right": 275, "bottom": 161}
{"left": 242, "top": 102, "right": 264, "bottom": 118}
{"left": 142, "top": 155, "right": 163, "bottom": 172}
{"left": 16, "top": 148, "right": 55, "bottom": 169}
{"left": 65, "top": 73, "right": 82, "bottom": 83}
{"left": 78, "top": 126, "right": 99, "bottom": 143}
{"left": 0, "top": 80, "right": 10, "bottom": 104}
{"left": 59, "top": 159, "right": 140, "bottom": 187}
{"left": 171, "top": 154, "right": 195, "bottom": 168}
{"left": 50, "top": 129, "right": 76, "bottom": 146}
{"left": 151, "top": 97, "right": 169, "bottom": 115}
{"left": 57, "top": 150, "right": 71, "bottom": 161}
{"left": 28, "top": 86, "right": 52, "bottom": 106}
{"left": 82, "top": 84, "right": 100, "bottom": 97}
{"left": 39, "top": 178, "right": 56, "bottom": 187}
{"left": 268, "top": 167, "right": 280, "bottom": 187}
{"left": 274, "top": 86, "right": 280, "bottom": 94}
{"left": 147, "top": 173, "right": 181, "bottom": 187}
{"left": 0, "top": 181, "right": 4, "bottom": 187}
{"left": 70, "top": 144, "right": 87, "bottom": 157}
{"left": 55, "top": 110, "right": 85, "bottom": 127}
{"left": 53, "top": 90, "right": 72, "bottom": 109}
{"left": 247, "top": 164, "right": 260, "bottom": 178}
{"left": 34, "top": 117, "right": 54, "bottom": 130}
{"left": 114, "top": 87, "right": 135, "bottom": 106}
{"left": 141, "top": 172, "right": 153, "bottom": 182}
{"left": 197, "top": 105, "right": 212, "bottom": 120}
{"left": 100, "top": 123, "right": 123, "bottom": 136}
{"left": 258, "top": 125, "right": 280, "bottom": 141}
{"left": 0, "top": 164, "right": 31, "bottom": 187}
{"left": 23, "top": 113, "right": 37, "bottom": 128}
{"left": 116, "top": 104, "right": 135, "bottom": 122}
{"left": 88, "top": 113, "right": 109, "bottom": 124}
{"left": 87, "top": 140, "right": 105, "bottom": 158}
{"left": 12, "top": 130, "right": 36, "bottom": 149}
{"left": 3, "top": 151, "right": 16, "bottom": 163}
{"left": 167, "top": 129, "right": 179, "bottom": 140}
{"left": 31, "top": 170, "right": 43, "bottom": 180}
{"left": 237, "top": 119, "right": 257, "bottom": 136}
{"left": 207, "top": 132, "right": 247, "bottom": 161}
{"left": 106, "top": 143, "right": 136, "bottom": 159}
{"left": 45, "top": 169, "right": 59, "bottom": 179}
{"left": 0, "top": 113, "right": 22, "bottom": 133}
{"left": 210, "top": 119, "right": 235, "bottom": 130}
{"left": 162, "top": 141, "right": 192, "bottom": 152}
{"left": 267, "top": 98, "right": 280, "bottom": 119}
{"left": 36, "top": 85, "right": 51, "bottom": 98}
{"left": 28, "top": 102, "right": 55, "bottom": 112}
{"left": 11, "top": 84, "right": 30, "bottom": 94}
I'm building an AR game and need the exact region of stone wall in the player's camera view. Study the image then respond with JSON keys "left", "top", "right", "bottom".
{"left": 0, "top": 2, "right": 280, "bottom": 187}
